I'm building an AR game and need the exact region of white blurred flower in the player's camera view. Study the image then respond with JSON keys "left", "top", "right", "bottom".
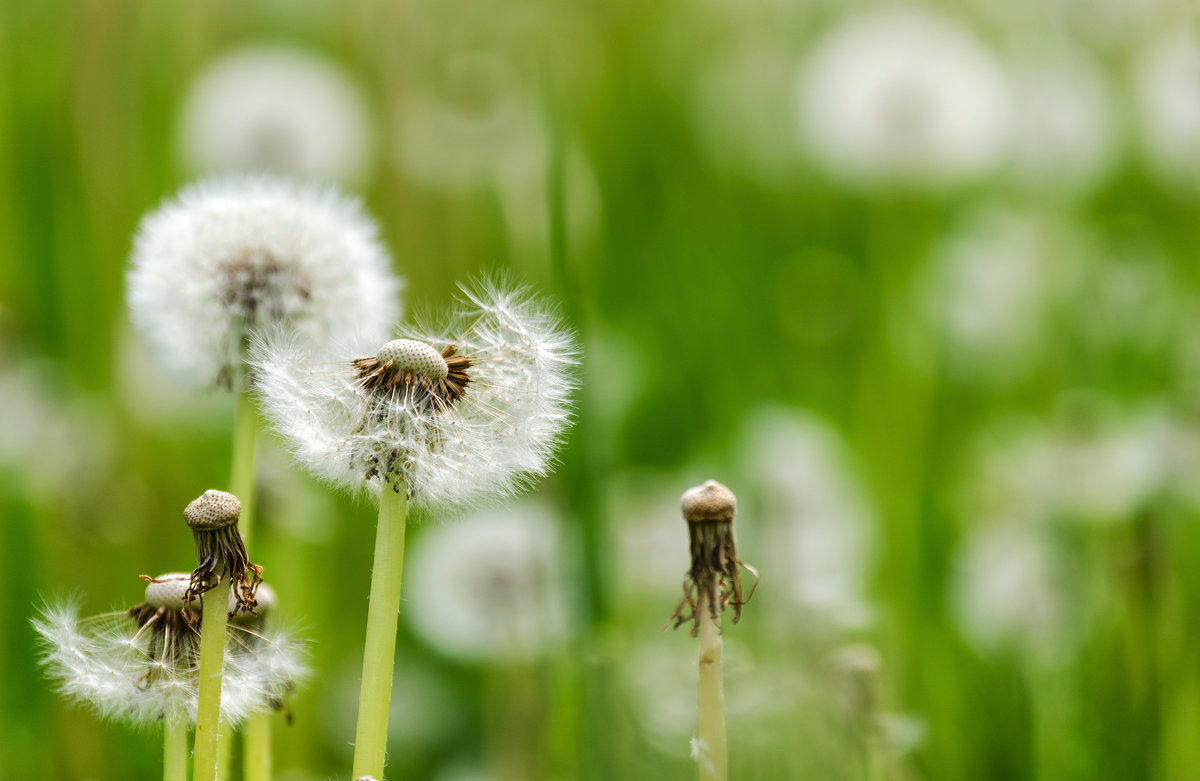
{"left": 917, "top": 208, "right": 1074, "bottom": 380}
{"left": 179, "top": 46, "right": 374, "bottom": 184}
{"left": 34, "top": 574, "right": 305, "bottom": 728}
{"left": 127, "top": 175, "right": 400, "bottom": 388}
{"left": 407, "top": 501, "right": 570, "bottom": 662}
{"left": 1006, "top": 47, "right": 1118, "bottom": 195}
{"left": 951, "top": 520, "right": 1082, "bottom": 661}
{"left": 252, "top": 280, "right": 576, "bottom": 511}
{"left": 1134, "top": 30, "right": 1200, "bottom": 191}
{"left": 738, "top": 407, "right": 876, "bottom": 628}
{"left": 393, "top": 51, "right": 543, "bottom": 194}
{"left": 797, "top": 8, "right": 1010, "bottom": 189}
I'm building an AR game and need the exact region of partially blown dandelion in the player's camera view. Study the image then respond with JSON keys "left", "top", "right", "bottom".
{"left": 127, "top": 175, "right": 400, "bottom": 390}
{"left": 253, "top": 280, "right": 576, "bottom": 510}
{"left": 253, "top": 278, "right": 575, "bottom": 781}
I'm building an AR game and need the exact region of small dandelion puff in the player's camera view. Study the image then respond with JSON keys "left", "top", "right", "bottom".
{"left": 665, "top": 480, "right": 759, "bottom": 636}
{"left": 32, "top": 574, "right": 305, "bottom": 727}
{"left": 251, "top": 279, "right": 577, "bottom": 512}
{"left": 179, "top": 46, "right": 374, "bottom": 184}
{"left": 796, "top": 8, "right": 1010, "bottom": 189}
{"left": 407, "top": 501, "right": 570, "bottom": 662}
{"left": 127, "top": 175, "right": 401, "bottom": 389}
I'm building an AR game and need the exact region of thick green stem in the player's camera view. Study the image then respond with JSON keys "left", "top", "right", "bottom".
{"left": 696, "top": 593, "right": 727, "bottom": 781}
{"left": 245, "top": 712, "right": 272, "bottom": 781}
{"left": 193, "top": 578, "right": 233, "bottom": 781}
{"left": 352, "top": 478, "right": 410, "bottom": 780}
{"left": 164, "top": 717, "right": 187, "bottom": 781}
{"left": 230, "top": 385, "right": 258, "bottom": 547}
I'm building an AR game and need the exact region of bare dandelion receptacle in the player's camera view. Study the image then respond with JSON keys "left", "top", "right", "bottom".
{"left": 183, "top": 489, "right": 262, "bottom": 612}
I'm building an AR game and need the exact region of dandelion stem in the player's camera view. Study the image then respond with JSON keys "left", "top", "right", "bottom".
{"left": 697, "top": 592, "right": 727, "bottom": 781}
{"left": 244, "top": 711, "right": 272, "bottom": 781}
{"left": 231, "top": 381, "right": 259, "bottom": 547}
{"left": 193, "top": 577, "right": 233, "bottom": 781}
{"left": 351, "top": 477, "right": 409, "bottom": 780}
{"left": 164, "top": 717, "right": 187, "bottom": 781}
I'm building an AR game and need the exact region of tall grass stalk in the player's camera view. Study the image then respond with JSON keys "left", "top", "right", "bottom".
{"left": 696, "top": 592, "right": 728, "bottom": 781}
{"left": 351, "top": 477, "right": 410, "bottom": 779}
{"left": 164, "top": 718, "right": 187, "bottom": 781}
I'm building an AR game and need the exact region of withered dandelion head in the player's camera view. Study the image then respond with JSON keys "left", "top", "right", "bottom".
{"left": 182, "top": 489, "right": 262, "bottom": 614}
{"left": 252, "top": 280, "right": 577, "bottom": 512}
{"left": 33, "top": 574, "right": 305, "bottom": 727}
{"left": 666, "top": 480, "right": 759, "bottom": 636}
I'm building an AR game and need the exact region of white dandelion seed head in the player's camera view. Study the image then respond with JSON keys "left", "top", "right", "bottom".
{"left": 406, "top": 500, "right": 572, "bottom": 662}
{"left": 1134, "top": 30, "right": 1200, "bottom": 192}
{"left": 252, "top": 279, "right": 577, "bottom": 511}
{"left": 377, "top": 338, "right": 449, "bottom": 380}
{"left": 33, "top": 600, "right": 306, "bottom": 728}
{"left": 951, "top": 520, "right": 1082, "bottom": 662}
{"left": 797, "top": 8, "right": 1010, "bottom": 189}
{"left": 127, "top": 175, "right": 401, "bottom": 388}
{"left": 1006, "top": 46, "right": 1118, "bottom": 196}
{"left": 179, "top": 46, "right": 374, "bottom": 184}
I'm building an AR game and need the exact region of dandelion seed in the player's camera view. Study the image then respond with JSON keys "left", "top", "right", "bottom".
{"left": 179, "top": 46, "right": 374, "bottom": 184}
{"left": 252, "top": 279, "right": 576, "bottom": 512}
{"left": 127, "top": 175, "right": 401, "bottom": 389}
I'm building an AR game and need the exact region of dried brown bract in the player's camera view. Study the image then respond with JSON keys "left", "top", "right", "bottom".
{"left": 665, "top": 480, "right": 759, "bottom": 636}
{"left": 182, "top": 489, "right": 263, "bottom": 618}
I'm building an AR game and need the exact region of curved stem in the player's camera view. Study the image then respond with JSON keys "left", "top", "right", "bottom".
{"left": 163, "top": 717, "right": 187, "bottom": 781}
{"left": 696, "top": 593, "right": 727, "bottom": 781}
{"left": 193, "top": 578, "right": 233, "bottom": 781}
{"left": 351, "top": 478, "right": 410, "bottom": 780}
{"left": 245, "top": 711, "right": 272, "bottom": 781}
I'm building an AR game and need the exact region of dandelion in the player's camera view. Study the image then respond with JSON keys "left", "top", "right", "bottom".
{"left": 179, "top": 46, "right": 374, "bottom": 184}
{"left": 1133, "top": 30, "right": 1200, "bottom": 193}
{"left": 33, "top": 573, "right": 304, "bottom": 781}
{"left": 407, "top": 500, "right": 571, "bottom": 663}
{"left": 796, "top": 8, "right": 1010, "bottom": 190}
{"left": 127, "top": 175, "right": 400, "bottom": 391}
{"left": 182, "top": 489, "right": 262, "bottom": 781}
{"left": 252, "top": 279, "right": 575, "bottom": 780}
{"left": 665, "top": 480, "right": 758, "bottom": 781}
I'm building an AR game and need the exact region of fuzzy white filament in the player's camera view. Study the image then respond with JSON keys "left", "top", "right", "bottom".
{"left": 127, "top": 175, "right": 401, "bottom": 388}
{"left": 33, "top": 600, "right": 306, "bottom": 727}
{"left": 252, "top": 280, "right": 576, "bottom": 512}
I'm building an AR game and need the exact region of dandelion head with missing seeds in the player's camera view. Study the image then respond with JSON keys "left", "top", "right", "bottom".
{"left": 252, "top": 279, "right": 576, "bottom": 511}
{"left": 32, "top": 573, "right": 305, "bottom": 728}
{"left": 127, "top": 175, "right": 401, "bottom": 389}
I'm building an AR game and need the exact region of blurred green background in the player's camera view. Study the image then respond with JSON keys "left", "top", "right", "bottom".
{"left": 3, "top": 1, "right": 1200, "bottom": 779}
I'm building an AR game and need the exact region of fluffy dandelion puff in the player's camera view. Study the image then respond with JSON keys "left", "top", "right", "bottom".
{"left": 32, "top": 575, "right": 306, "bottom": 728}
{"left": 127, "top": 175, "right": 401, "bottom": 388}
{"left": 252, "top": 279, "right": 576, "bottom": 511}
{"left": 406, "top": 500, "right": 571, "bottom": 662}
{"left": 179, "top": 46, "right": 374, "bottom": 184}
{"left": 796, "top": 8, "right": 1010, "bottom": 189}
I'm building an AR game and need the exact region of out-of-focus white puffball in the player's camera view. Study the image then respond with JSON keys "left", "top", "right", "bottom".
{"left": 1006, "top": 46, "right": 1118, "bottom": 195}
{"left": 180, "top": 47, "right": 374, "bottom": 184}
{"left": 1133, "top": 30, "right": 1200, "bottom": 193}
{"left": 796, "top": 8, "right": 1010, "bottom": 190}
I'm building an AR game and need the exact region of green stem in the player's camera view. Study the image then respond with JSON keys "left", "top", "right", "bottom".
{"left": 244, "top": 712, "right": 272, "bottom": 781}
{"left": 230, "top": 385, "right": 258, "bottom": 547}
{"left": 351, "top": 477, "right": 410, "bottom": 780}
{"left": 696, "top": 593, "right": 727, "bottom": 781}
{"left": 193, "top": 578, "right": 233, "bottom": 781}
{"left": 164, "top": 717, "right": 187, "bottom": 781}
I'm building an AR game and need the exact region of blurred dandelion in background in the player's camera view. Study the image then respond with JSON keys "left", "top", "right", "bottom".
{"left": 796, "top": 8, "right": 1010, "bottom": 189}
{"left": 407, "top": 500, "right": 571, "bottom": 662}
{"left": 179, "top": 47, "right": 375, "bottom": 185}
{"left": 1133, "top": 29, "right": 1200, "bottom": 193}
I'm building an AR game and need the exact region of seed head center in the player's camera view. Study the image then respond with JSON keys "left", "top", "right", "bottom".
{"left": 378, "top": 339, "right": 450, "bottom": 381}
